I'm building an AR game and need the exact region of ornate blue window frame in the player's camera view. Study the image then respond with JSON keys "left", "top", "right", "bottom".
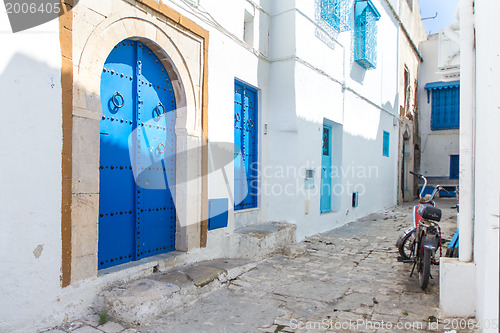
{"left": 425, "top": 81, "right": 460, "bottom": 130}
{"left": 354, "top": 0, "right": 381, "bottom": 69}
{"left": 320, "top": 0, "right": 352, "bottom": 32}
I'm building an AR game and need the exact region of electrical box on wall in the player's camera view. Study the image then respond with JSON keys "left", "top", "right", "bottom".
{"left": 352, "top": 192, "right": 359, "bottom": 208}
{"left": 304, "top": 168, "right": 315, "bottom": 189}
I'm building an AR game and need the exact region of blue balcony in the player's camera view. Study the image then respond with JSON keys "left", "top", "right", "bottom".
{"left": 354, "top": 0, "right": 381, "bottom": 69}
{"left": 320, "top": 0, "right": 352, "bottom": 32}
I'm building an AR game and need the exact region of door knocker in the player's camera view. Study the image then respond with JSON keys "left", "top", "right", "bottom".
{"left": 111, "top": 92, "right": 125, "bottom": 108}
{"left": 154, "top": 103, "right": 166, "bottom": 118}
{"left": 156, "top": 142, "right": 166, "bottom": 155}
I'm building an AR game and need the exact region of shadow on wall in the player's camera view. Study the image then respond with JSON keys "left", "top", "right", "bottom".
{"left": 350, "top": 61, "right": 367, "bottom": 83}
{"left": 0, "top": 52, "right": 66, "bottom": 331}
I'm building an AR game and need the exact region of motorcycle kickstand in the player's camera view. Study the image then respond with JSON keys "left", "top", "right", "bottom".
{"left": 410, "top": 261, "right": 416, "bottom": 277}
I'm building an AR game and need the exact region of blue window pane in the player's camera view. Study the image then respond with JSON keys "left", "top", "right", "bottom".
{"left": 431, "top": 86, "right": 460, "bottom": 130}
{"left": 234, "top": 81, "right": 258, "bottom": 210}
{"left": 383, "top": 131, "right": 390, "bottom": 157}
{"left": 354, "top": 0, "right": 380, "bottom": 69}
{"left": 320, "top": 0, "right": 351, "bottom": 32}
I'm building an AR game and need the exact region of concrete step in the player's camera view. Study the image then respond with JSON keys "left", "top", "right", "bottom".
{"left": 93, "top": 259, "right": 257, "bottom": 325}
{"left": 233, "top": 222, "right": 296, "bottom": 259}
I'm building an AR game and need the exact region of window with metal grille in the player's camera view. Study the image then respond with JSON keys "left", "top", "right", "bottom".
{"left": 320, "top": 0, "right": 351, "bottom": 32}
{"left": 431, "top": 86, "right": 460, "bottom": 130}
{"left": 383, "top": 131, "right": 390, "bottom": 157}
{"left": 234, "top": 80, "right": 258, "bottom": 210}
{"left": 354, "top": 0, "right": 381, "bottom": 70}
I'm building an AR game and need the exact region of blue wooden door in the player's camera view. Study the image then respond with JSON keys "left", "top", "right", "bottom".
{"left": 234, "top": 81, "right": 258, "bottom": 210}
{"left": 320, "top": 124, "right": 332, "bottom": 213}
{"left": 449, "top": 155, "right": 459, "bottom": 179}
{"left": 98, "top": 39, "right": 176, "bottom": 270}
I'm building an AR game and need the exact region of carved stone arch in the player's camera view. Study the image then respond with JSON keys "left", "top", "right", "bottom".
{"left": 76, "top": 16, "right": 200, "bottom": 135}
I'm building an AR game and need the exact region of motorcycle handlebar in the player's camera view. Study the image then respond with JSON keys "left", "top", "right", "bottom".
{"left": 409, "top": 171, "right": 423, "bottom": 178}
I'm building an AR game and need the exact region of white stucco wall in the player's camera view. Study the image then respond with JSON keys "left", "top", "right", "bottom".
{"left": 0, "top": 14, "right": 63, "bottom": 332}
{"left": 195, "top": 0, "right": 271, "bottom": 232}
{"left": 203, "top": 0, "right": 399, "bottom": 241}
{"left": 418, "top": 34, "right": 459, "bottom": 179}
{"left": 472, "top": 1, "right": 500, "bottom": 330}
{"left": 262, "top": 0, "right": 399, "bottom": 240}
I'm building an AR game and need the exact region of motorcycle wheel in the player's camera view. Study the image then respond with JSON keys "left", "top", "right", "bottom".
{"left": 419, "top": 247, "right": 432, "bottom": 290}
{"left": 398, "top": 229, "right": 415, "bottom": 260}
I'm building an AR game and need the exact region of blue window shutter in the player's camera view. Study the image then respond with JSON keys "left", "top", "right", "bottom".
{"left": 431, "top": 86, "right": 460, "bottom": 130}
{"left": 320, "top": 0, "right": 351, "bottom": 32}
{"left": 354, "top": 0, "right": 380, "bottom": 69}
{"left": 383, "top": 131, "right": 390, "bottom": 157}
{"left": 234, "top": 80, "right": 258, "bottom": 210}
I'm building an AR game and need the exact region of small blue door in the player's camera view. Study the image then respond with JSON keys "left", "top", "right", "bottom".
{"left": 320, "top": 124, "right": 332, "bottom": 213}
{"left": 98, "top": 39, "right": 176, "bottom": 270}
{"left": 450, "top": 155, "right": 459, "bottom": 179}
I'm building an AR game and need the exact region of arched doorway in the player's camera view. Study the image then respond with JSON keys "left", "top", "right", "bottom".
{"left": 98, "top": 39, "right": 177, "bottom": 269}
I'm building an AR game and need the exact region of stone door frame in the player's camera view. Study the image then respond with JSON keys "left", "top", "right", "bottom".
{"left": 62, "top": 1, "right": 209, "bottom": 284}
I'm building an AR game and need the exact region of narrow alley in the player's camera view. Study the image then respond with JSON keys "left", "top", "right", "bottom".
{"left": 48, "top": 199, "right": 476, "bottom": 333}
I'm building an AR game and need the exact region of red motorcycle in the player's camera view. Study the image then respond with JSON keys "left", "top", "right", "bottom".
{"left": 396, "top": 171, "right": 446, "bottom": 290}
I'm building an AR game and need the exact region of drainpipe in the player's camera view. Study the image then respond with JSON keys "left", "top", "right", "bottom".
{"left": 458, "top": 0, "right": 475, "bottom": 262}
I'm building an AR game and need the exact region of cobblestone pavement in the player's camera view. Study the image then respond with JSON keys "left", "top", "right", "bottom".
{"left": 50, "top": 199, "right": 476, "bottom": 333}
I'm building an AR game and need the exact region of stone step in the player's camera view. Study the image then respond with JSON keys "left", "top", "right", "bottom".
{"left": 93, "top": 259, "right": 257, "bottom": 325}
{"left": 233, "top": 222, "right": 296, "bottom": 259}
{"left": 93, "top": 222, "right": 296, "bottom": 326}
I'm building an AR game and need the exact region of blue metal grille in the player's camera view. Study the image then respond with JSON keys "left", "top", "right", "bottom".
{"left": 234, "top": 81, "right": 258, "bottom": 210}
{"left": 322, "top": 127, "right": 330, "bottom": 155}
{"left": 320, "top": 0, "right": 351, "bottom": 32}
{"left": 431, "top": 86, "right": 460, "bottom": 130}
{"left": 383, "top": 131, "right": 390, "bottom": 157}
{"left": 354, "top": 0, "right": 380, "bottom": 69}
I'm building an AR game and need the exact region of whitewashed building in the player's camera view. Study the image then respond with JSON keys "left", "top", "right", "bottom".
{"left": 418, "top": 31, "right": 460, "bottom": 192}
{"left": 0, "top": 0, "right": 402, "bottom": 331}
{"left": 395, "top": 0, "right": 427, "bottom": 202}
